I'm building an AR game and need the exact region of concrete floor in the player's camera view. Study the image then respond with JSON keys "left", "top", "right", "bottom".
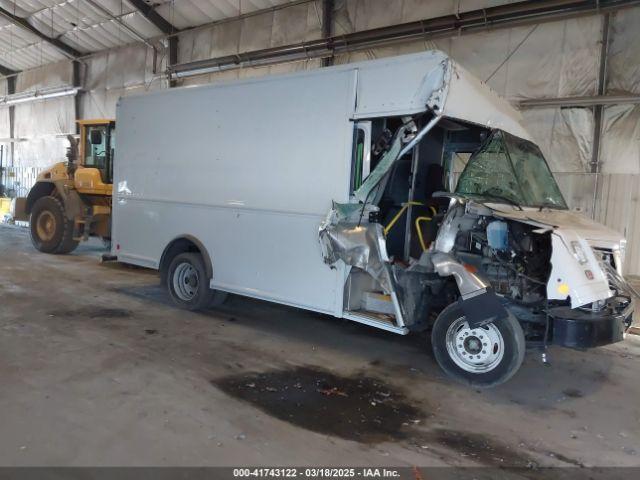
{"left": 1, "top": 223, "right": 639, "bottom": 467}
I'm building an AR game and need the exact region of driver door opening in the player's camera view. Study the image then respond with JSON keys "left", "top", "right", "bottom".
{"left": 341, "top": 115, "right": 497, "bottom": 329}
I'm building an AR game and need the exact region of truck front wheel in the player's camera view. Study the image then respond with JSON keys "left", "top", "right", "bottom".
{"left": 30, "top": 196, "right": 78, "bottom": 254}
{"left": 431, "top": 302, "right": 525, "bottom": 388}
{"left": 167, "top": 252, "right": 227, "bottom": 310}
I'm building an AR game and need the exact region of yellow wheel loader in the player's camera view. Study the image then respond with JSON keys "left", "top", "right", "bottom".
{"left": 16, "top": 119, "right": 115, "bottom": 254}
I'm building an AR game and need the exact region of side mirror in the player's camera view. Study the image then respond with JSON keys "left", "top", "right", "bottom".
{"left": 90, "top": 130, "right": 103, "bottom": 145}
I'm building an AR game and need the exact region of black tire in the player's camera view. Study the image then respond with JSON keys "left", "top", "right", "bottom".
{"left": 167, "top": 252, "right": 226, "bottom": 310}
{"left": 210, "top": 290, "right": 229, "bottom": 307}
{"left": 431, "top": 302, "right": 525, "bottom": 388}
{"left": 57, "top": 229, "right": 80, "bottom": 254}
{"left": 30, "top": 196, "right": 79, "bottom": 254}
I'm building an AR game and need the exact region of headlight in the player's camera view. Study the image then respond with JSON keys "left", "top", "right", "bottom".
{"left": 570, "top": 241, "right": 588, "bottom": 264}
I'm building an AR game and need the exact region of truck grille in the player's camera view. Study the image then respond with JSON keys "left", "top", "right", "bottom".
{"left": 592, "top": 247, "right": 635, "bottom": 299}
{"left": 592, "top": 247, "right": 621, "bottom": 292}
{"left": 593, "top": 247, "right": 616, "bottom": 270}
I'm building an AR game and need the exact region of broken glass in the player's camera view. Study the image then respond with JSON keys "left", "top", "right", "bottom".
{"left": 456, "top": 130, "right": 568, "bottom": 209}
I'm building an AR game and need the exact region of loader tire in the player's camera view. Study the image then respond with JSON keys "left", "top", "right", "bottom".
{"left": 30, "top": 196, "right": 79, "bottom": 254}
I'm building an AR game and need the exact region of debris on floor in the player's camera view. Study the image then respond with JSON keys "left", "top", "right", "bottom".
{"left": 213, "top": 366, "right": 423, "bottom": 443}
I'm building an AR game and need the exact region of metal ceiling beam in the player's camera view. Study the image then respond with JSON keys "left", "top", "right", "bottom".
{"left": 321, "top": 0, "right": 334, "bottom": 67}
{"left": 83, "top": 0, "right": 154, "bottom": 50}
{"left": 169, "top": 0, "right": 640, "bottom": 79}
{"left": 0, "top": 6, "right": 82, "bottom": 59}
{"left": 0, "top": 64, "right": 18, "bottom": 77}
{"left": 127, "top": 0, "right": 177, "bottom": 35}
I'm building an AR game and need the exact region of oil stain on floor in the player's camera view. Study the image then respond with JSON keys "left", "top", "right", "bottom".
{"left": 214, "top": 366, "right": 423, "bottom": 443}
{"left": 214, "top": 366, "right": 567, "bottom": 469}
{"left": 427, "top": 429, "right": 538, "bottom": 468}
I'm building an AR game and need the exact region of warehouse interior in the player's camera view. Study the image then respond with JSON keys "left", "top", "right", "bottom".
{"left": 1, "top": 0, "right": 640, "bottom": 472}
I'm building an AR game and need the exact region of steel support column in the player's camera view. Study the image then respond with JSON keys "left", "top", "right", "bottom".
{"left": 591, "top": 13, "right": 611, "bottom": 174}
{"left": 7, "top": 75, "right": 15, "bottom": 168}
{"left": 73, "top": 60, "right": 82, "bottom": 134}
{"left": 168, "top": 37, "right": 179, "bottom": 87}
{"left": 322, "top": 0, "right": 334, "bottom": 67}
{"left": 590, "top": 13, "right": 612, "bottom": 220}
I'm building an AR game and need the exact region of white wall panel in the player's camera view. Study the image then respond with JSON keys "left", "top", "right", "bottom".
{"left": 178, "top": 2, "right": 321, "bottom": 65}
{"left": 607, "top": 8, "right": 640, "bottom": 95}
{"left": 13, "top": 97, "right": 75, "bottom": 168}
{"left": 520, "top": 108, "right": 594, "bottom": 173}
{"left": 335, "top": 0, "right": 523, "bottom": 34}
{"left": 555, "top": 173, "right": 597, "bottom": 218}
{"left": 178, "top": 27, "right": 214, "bottom": 64}
{"left": 209, "top": 20, "right": 243, "bottom": 58}
{"left": 81, "top": 43, "right": 165, "bottom": 119}
{"left": 335, "top": 16, "right": 601, "bottom": 101}
{"left": 15, "top": 60, "right": 73, "bottom": 92}
{"left": 10, "top": 62, "right": 75, "bottom": 169}
{"left": 177, "top": 3, "right": 322, "bottom": 87}
{"left": 272, "top": 2, "right": 322, "bottom": 46}
{"left": 600, "top": 105, "right": 640, "bottom": 175}
{"left": 595, "top": 174, "right": 640, "bottom": 275}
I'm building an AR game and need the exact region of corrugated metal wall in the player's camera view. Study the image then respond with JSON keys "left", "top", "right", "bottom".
{"left": 2, "top": 0, "right": 639, "bottom": 273}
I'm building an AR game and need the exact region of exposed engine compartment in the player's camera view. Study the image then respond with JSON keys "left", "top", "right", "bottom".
{"left": 452, "top": 216, "right": 552, "bottom": 306}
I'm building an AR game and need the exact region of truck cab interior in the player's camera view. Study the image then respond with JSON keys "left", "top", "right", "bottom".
{"left": 343, "top": 111, "right": 576, "bottom": 337}
{"left": 340, "top": 114, "right": 495, "bottom": 328}
{"left": 351, "top": 114, "right": 488, "bottom": 264}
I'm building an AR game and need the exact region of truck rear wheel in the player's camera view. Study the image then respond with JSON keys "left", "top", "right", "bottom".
{"left": 430, "top": 302, "right": 525, "bottom": 388}
{"left": 167, "top": 252, "right": 227, "bottom": 310}
{"left": 30, "top": 196, "right": 79, "bottom": 254}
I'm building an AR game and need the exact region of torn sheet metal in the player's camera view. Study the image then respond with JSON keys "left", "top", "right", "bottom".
{"left": 443, "top": 61, "right": 532, "bottom": 141}
{"left": 392, "top": 266, "right": 433, "bottom": 328}
{"left": 350, "top": 51, "right": 531, "bottom": 141}
{"left": 319, "top": 221, "right": 394, "bottom": 295}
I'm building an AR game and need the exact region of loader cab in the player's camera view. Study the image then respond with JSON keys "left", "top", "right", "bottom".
{"left": 80, "top": 120, "right": 115, "bottom": 184}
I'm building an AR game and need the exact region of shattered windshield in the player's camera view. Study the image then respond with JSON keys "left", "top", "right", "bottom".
{"left": 455, "top": 130, "right": 568, "bottom": 209}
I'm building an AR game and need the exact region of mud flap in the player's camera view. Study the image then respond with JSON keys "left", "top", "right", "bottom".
{"left": 459, "top": 289, "right": 508, "bottom": 328}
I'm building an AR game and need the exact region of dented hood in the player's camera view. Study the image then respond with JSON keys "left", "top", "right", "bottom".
{"left": 485, "top": 205, "right": 624, "bottom": 248}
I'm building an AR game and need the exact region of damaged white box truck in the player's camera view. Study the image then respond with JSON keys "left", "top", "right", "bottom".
{"left": 112, "top": 51, "right": 636, "bottom": 387}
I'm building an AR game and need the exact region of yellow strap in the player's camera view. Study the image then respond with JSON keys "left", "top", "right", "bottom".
{"left": 383, "top": 201, "right": 423, "bottom": 236}
{"left": 415, "top": 207, "right": 438, "bottom": 252}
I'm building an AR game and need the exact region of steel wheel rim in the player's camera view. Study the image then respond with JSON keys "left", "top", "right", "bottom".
{"left": 445, "top": 317, "right": 504, "bottom": 373}
{"left": 36, "top": 211, "right": 56, "bottom": 242}
{"left": 173, "top": 262, "right": 199, "bottom": 301}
